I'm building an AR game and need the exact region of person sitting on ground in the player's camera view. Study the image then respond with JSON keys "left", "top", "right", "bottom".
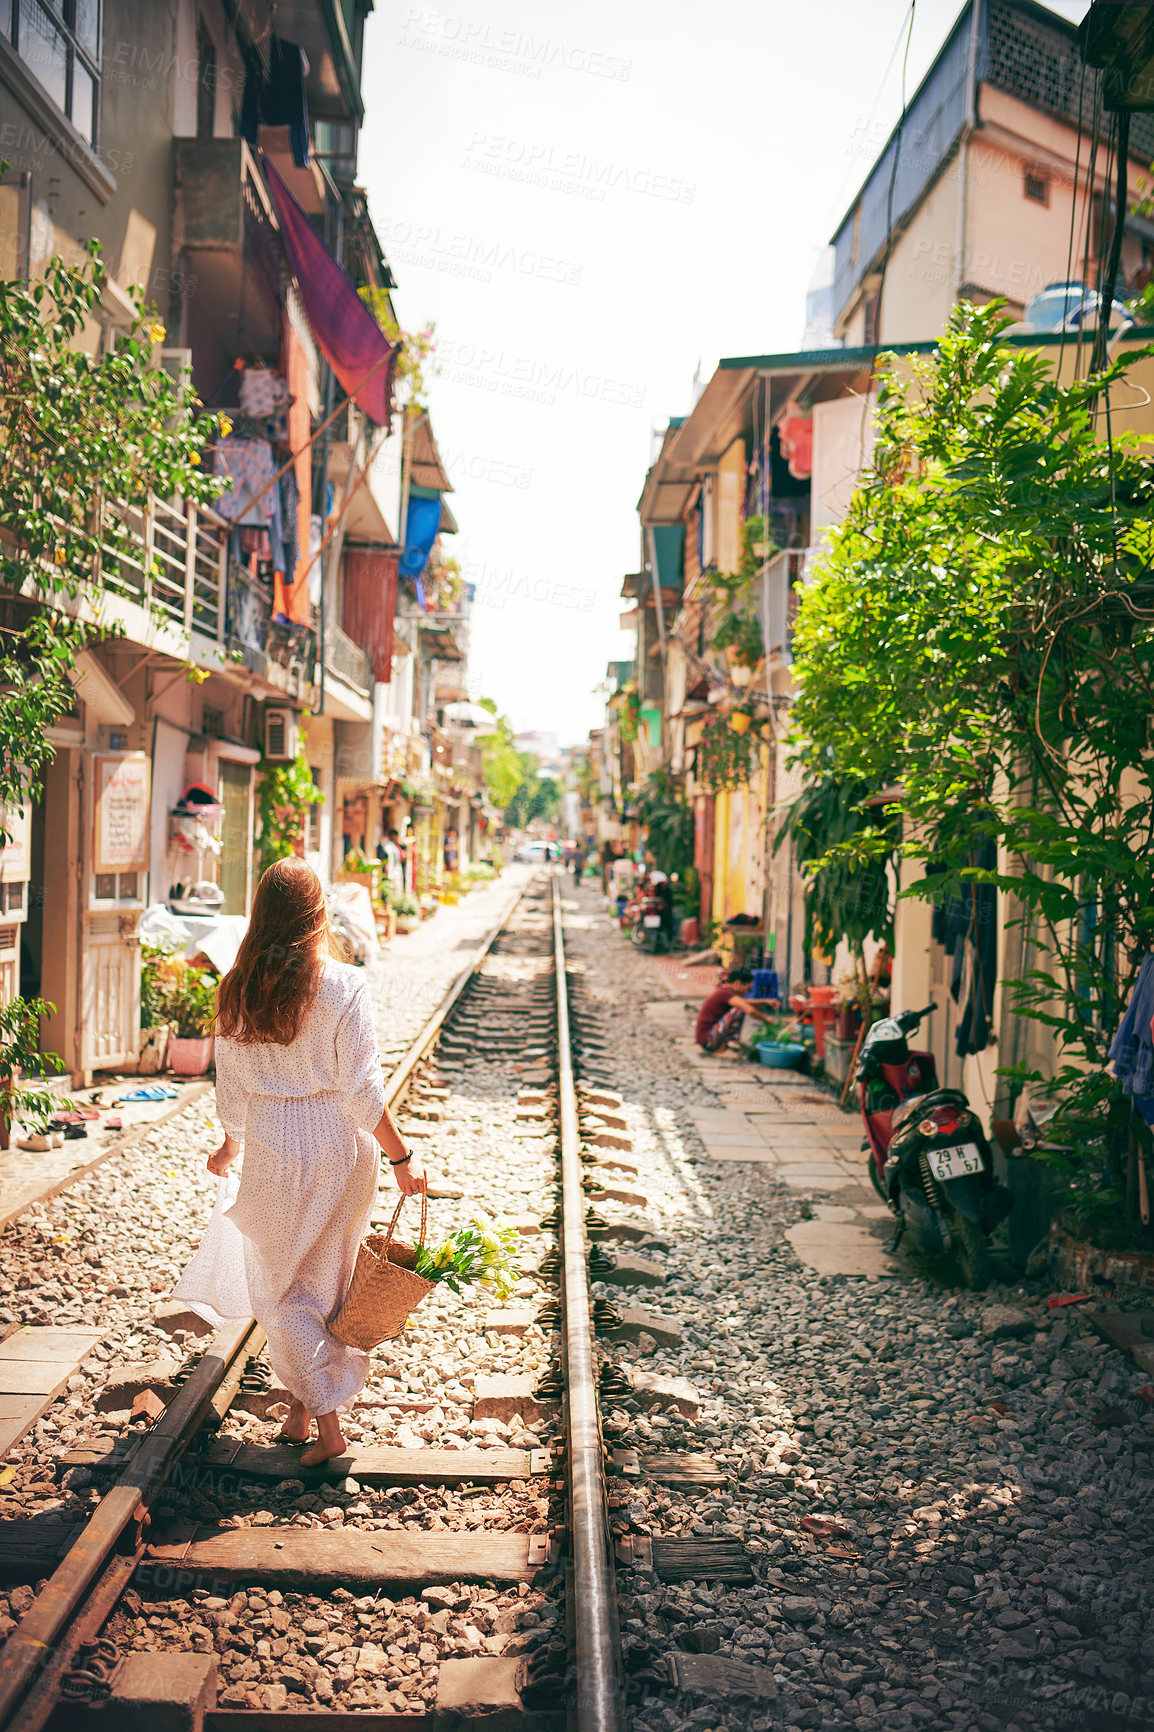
{"left": 694, "top": 967, "right": 780, "bottom": 1053}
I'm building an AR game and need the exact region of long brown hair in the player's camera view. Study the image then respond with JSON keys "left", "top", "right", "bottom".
{"left": 216, "top": 858, "right": 333, "bottom": 1044}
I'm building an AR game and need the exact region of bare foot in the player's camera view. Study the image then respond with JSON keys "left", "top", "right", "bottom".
{"left": 300, "top": 1412, "right": 346, "bottom": 1467}
{"left": 278, "top": 1399, "right": 311, "bottom": 1445}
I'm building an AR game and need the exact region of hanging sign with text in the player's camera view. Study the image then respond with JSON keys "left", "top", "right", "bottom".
{"left": 94, "top": 754, "right": 151, "bottom": 874}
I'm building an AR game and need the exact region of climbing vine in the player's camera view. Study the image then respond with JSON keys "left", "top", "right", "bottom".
{"left": 258, "top": 741, "right": 323, "bottom": 874}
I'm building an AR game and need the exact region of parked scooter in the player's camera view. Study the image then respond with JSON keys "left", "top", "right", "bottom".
{"left": 856, "top": 1002, "right": 1012, "bottom": 1289}
{"left": 626, "top": 883, "right": 673, "bottom": 954}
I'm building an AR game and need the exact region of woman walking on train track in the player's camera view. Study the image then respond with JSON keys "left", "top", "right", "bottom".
{"left": 172, "top": 857, "right": 426, "bottom": 1467}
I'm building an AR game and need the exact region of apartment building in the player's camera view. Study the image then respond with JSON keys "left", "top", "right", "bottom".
{"left": 0, "top": 0, "right": 479, "bottom": 1079}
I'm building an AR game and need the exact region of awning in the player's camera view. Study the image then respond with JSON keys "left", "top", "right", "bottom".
{"left": 263, "top": 157, "right": 396, "bottom": 427}
{"left": 400, "top": 491, "right": 442, "bottom": 612}
{"left": 343, "top": 550, "right": 399, "bottom": 684}
{"left": 442, "top": 701, "right": 501, "bottom": 733}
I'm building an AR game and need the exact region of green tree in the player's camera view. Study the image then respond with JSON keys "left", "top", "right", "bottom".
{"left": 0, "top": 245, "right": 223, "bottom": 842}
{"left": 477, "top": 701, "right": 528, "bottom": 811}
{"left": 789, "top": 299, "right": 1154, "bottom": 1235}
{"left": 637, "top": 770, "right": 695, "bottom": 878}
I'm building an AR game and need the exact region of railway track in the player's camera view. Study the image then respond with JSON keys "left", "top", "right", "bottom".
{"left": 0, "top": 873, "right": 643, "bottom": 1732}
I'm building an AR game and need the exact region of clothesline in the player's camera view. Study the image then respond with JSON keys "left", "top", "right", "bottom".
{"left": 206, "top": 346, "right": 395, "bottom": 529}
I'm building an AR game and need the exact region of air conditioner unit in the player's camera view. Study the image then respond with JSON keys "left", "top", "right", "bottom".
{"left": 264, "top": 708, "right": 298, "bottom": 763}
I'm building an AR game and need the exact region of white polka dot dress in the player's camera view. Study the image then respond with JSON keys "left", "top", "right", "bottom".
{"left": 172, "top": 959, "right": 386, "bottom": 1416}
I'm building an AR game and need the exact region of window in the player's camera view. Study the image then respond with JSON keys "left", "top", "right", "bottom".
{"left": 8, "top": 0, "right": 101, "bottom": 145}
{"left": 1024, "top": 171, "right": 1050, "bottom": 206}
{"left": 201, "top": 705, "right": 224, "bottom": 740}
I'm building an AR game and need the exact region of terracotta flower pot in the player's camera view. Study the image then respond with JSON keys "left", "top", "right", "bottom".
{"left": 169, "top": 1035, "right": 214, "bottom": 1077}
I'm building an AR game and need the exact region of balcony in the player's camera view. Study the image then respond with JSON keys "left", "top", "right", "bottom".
{"left": 99, "top": 494, "right": 226, "bottom": 640}
{"left": 95, "top": 492, "right": 317, "bottom": 703}
{"left": 753, "top": 548, "right": 814, "bottom": 665}
{"left": 324, "top": 621, "right": 373, "bottom": 697}
{"left": 173, "top": 138, "right": 290, "bottom": 363}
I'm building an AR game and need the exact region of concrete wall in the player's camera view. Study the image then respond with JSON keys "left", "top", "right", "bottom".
{"left": 879, "top": 167, "right": 963, "bottom": 344}
{"left": 0, "top": 2, "right": 179, "bottom": 312}
{"left": 715, "top": 438, "right": 744, "bottom": 576}
{"left": 303, "top": 715, "right": 336, "bottom": 887}
{"left": 812, "top": 394, "right": 877, "bottom": 534}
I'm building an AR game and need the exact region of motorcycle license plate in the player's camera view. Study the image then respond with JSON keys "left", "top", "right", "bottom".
{"left": 643, "top": 915, "right": 662, "bottom": 927}
{"left": 927, "top": 1142, "right": 983, "bottom": 1180}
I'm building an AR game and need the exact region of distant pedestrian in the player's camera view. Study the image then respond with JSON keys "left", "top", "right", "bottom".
{"left": 172, "top": 858, "right": 426, "bottom": 1467}
{"left": 572, "top": 845, "right": 586, "bottom": 887}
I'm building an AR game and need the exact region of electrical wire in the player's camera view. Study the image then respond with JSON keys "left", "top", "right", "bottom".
{"left": 825, "top": 1, "right": 918, "bottom": 233}
{"left": 858, "top": 0, "right": 917, "bottom": 468}
{"left": 1056, "top": 60, "right": 1088, "bottom": 385}
{"left": 872, "top": 0, "right": 917, "bottom": 350}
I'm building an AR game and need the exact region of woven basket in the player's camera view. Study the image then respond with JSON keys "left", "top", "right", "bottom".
{"left": 330, "top": 1193, "right": 437, "bottom": 1350}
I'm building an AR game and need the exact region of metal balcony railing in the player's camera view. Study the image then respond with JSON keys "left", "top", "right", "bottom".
{"left": 94, "top": 492, "right": 316, "bottom": 702}
{"left": 753, "top": 547, "right": 814, "bottom": 664}
{"left": 98, "top": 494, "right": 227, "bottom": 641}
{"left": 324, "top": 621, "right": 373, "bottom": 695}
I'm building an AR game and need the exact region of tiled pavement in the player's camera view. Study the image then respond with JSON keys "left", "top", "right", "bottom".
{"left": 643, "top": 995, "right": 900, "bottom": 1278}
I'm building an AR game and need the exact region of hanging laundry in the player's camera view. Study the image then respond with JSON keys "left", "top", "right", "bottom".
{"left": 777, "top": 412, "right": 814, "bottom": 481}
{"left": 768, "top": 423, "right": 810, "bottom": 498}
{"left": 213, "top": 437, "right": 278, "bottom": 524}
{"left": 928, "top": 844, "right": 998, "bottom": 1056}
{"left": 241, "top": 36, "right": 311, "bottom": 168}
{"left": 239, "top": 365, "right": 288, "bottom": 420}
{"left": 1109, "top": 954, "right": 1154, "bottom": 1125}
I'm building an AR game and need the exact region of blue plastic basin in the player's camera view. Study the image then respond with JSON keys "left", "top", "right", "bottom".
{"left": 756, "top": 1042, "right": 807, "bottom": 1070}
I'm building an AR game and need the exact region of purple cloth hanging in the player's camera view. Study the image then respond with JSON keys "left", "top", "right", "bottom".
{"left": 262, "top": 157, "right": 397, "bottom": 428}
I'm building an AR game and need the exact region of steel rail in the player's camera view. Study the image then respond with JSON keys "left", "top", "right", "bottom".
{"left": 552, "top": 873, "right": 625, "bottom": 1732}
{"left": 0, "top": 871, "right": 534, "bottom": 1732}
{"left": 381, "top": 873, "right": 532, "bottom": 1113}
{"left": 0, "top": 1317, "right": 264, "bottom": 1731}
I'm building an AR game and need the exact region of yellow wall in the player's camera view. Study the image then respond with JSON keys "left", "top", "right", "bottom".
{"left": 716, "top": 439, "right": 744, "bottom": 574}
{"left": 878, "top": 169, "right": 962, "bottom": 344}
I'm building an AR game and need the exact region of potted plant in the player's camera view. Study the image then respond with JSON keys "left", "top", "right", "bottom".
{"left": 394, "top": 893, "right": 420, "bottom": 935}
{"left": 139, "top": 941, "right": 175, "bottom": 1075}
{"left": 0, "top": 996, "right": 69, "bottom": 1151}
{"left": 161, "top": 960, "right": 218, "bottom": 1076}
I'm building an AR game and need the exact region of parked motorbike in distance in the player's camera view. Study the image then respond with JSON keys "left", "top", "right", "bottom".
{"left": 856, "top": 1002, "right": 1012, "bottom": 1289}
{"left": 626, "top": 884, "right": 673, "bottom": 954}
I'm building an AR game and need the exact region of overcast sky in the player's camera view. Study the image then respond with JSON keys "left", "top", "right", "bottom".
{"left": 359, "top": 0, "right": 1087, "bottom": 747}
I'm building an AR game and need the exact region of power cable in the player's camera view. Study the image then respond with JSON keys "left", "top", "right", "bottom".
{"left": 825, "top": 1, "right": 918, "bottom": 233}
{"left": 858, "top": 0, "right": 916, "bottom": 468}
{"left": 1056, "top": 60, "right": 1089, "bottom": 384}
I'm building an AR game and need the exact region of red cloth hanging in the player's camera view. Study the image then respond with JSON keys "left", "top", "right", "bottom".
{"left": 276, "top": 311, "right": 315, "bottom": 628}
{"left": 343, "top": 550, "right": 398, "bottom": 683}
